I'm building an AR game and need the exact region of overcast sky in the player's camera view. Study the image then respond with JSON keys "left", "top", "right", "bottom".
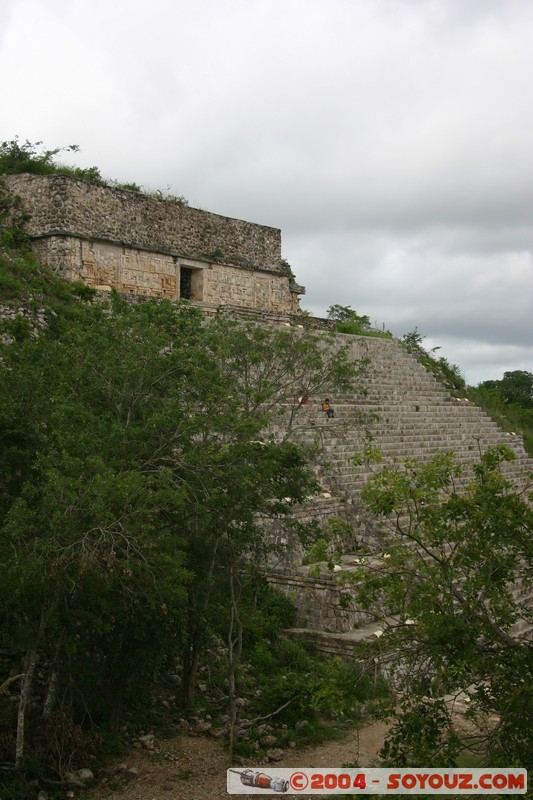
{"left": 1, "top": 0, "right": 532, "bottom": 384}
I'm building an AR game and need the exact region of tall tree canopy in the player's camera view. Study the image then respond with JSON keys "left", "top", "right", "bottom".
{"left": 479, "top": 370, "right": 533, "bottom": 409}
{"left": 0, "top": 278, "right": 365, "bottom": 774}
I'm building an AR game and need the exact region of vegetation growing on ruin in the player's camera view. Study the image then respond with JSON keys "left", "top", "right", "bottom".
{"left": 0, "top": 243, "right": 372, "bottom": 795}
{"left": 0, "top": 137, "right": 189, "bottom": 205}
{"left": 355, "top": 446, "right": 533, "bottom": 768}
{"left": 279, "top": 257, "right": 297, "bottom": 286}
{"left": 0, "top": 138, "right": 105, "bottom": 185}
{"left": 327, "top": 304, "right": 393, "bottom": 339}
{"left": 2, "top": 141, "right": 532, "bottom": 794}
{"left": 401, "top": 328, "right": 466, "bottom": 393}
{"left": 400, "top": 329, "right": 533, "bottom": 456}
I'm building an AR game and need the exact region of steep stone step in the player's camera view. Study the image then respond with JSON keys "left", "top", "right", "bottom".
{"left": 266, "top": 332, "right": 533, "bottom": 640}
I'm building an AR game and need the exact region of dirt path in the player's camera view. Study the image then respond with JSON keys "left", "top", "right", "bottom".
{"left": 88, "top": 721, "right": 388, "bottom": 800}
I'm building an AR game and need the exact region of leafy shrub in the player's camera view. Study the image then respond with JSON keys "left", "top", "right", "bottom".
{"left": 5, "top": 315, "right": 33, "bottom": 342}
{"left": 0, "top": 247, "right": 84, "bottom": 305}
{"left": 328, "top": 304, "right": 371, "bottom": 332}
{"left": 402, "top": 328, "right": 465, "bottom": 392}
{"left": 249, "top": 635, "right": 387, "bottom": 729}
{"left": 0, "top": 179, "right": 31, "bottom": 248}
{"left": 0, "top": 138, "right": 104, "bottom": 184}
{"left": 149, "top": 188, "right": 189, "bottom": 205}
{"left": 279, "top": 258, "right": 297, "bottom": 286}
{"left": 327, "top": 304, "right": 392, "bottom": 338}
{"left": 241, "top": 583, "right": 297, "bottom": 649}
{"left": 115, "top": 181, "right": 143, "bottom": 193}
{"left": 0, "top": 138, "right": 188, "bottom": 202}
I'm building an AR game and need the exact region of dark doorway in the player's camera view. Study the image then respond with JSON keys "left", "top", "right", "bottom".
{"left": 180, "top": 267, "right": 192, "bottom": 299}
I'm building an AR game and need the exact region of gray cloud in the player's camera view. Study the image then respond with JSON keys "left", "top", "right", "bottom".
{"left": 1, "top": 0, "right": 532, "bottom": 385}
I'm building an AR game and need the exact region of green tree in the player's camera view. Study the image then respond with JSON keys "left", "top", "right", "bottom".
{"left": 353, "top": 446, "right": 533, "bottom": 767}
{"left": 479, "top": 370, "right": 533, "bottom": 409}
{"left": 327, "top": 304, "right": 392, "bottom": 339}
{"left": 0, "top": 297, "right": 199, "bottom": 765}
{"left": 170, "top": 314, "right": 367, "bottom": 707}
{"left": 0, "top": 271, "right": 367, "bottom": 775}
{"left": 470, "top": 376, "right": 533, "bottom": 458}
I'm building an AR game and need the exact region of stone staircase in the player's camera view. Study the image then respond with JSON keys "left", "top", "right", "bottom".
{"left": 265, "top": 333, "right": 533, "bottom": 651}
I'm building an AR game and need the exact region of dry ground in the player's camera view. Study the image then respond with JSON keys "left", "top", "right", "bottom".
{"left": 87, "top": 720, "right": 388, "bottom": 800}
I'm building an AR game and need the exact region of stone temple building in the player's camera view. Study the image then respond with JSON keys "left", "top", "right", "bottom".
{"left": 4, "top": 174, "right": 305, "bottom": 315}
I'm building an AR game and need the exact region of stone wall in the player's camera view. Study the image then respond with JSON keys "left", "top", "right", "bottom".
{"left": 267, "top": 570, "right": 372, "bottom": 633}
{"left": 6, "top": 175, "right": 282, "bottom": 270}
{"left": 0, "top": 302, "right": 47, "bottom": 346}
{"left": 5, "top": 174, "right": 303, "bottom": 313}
{"left": 31, "top": 235, "right": 179, "bottom": 298}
